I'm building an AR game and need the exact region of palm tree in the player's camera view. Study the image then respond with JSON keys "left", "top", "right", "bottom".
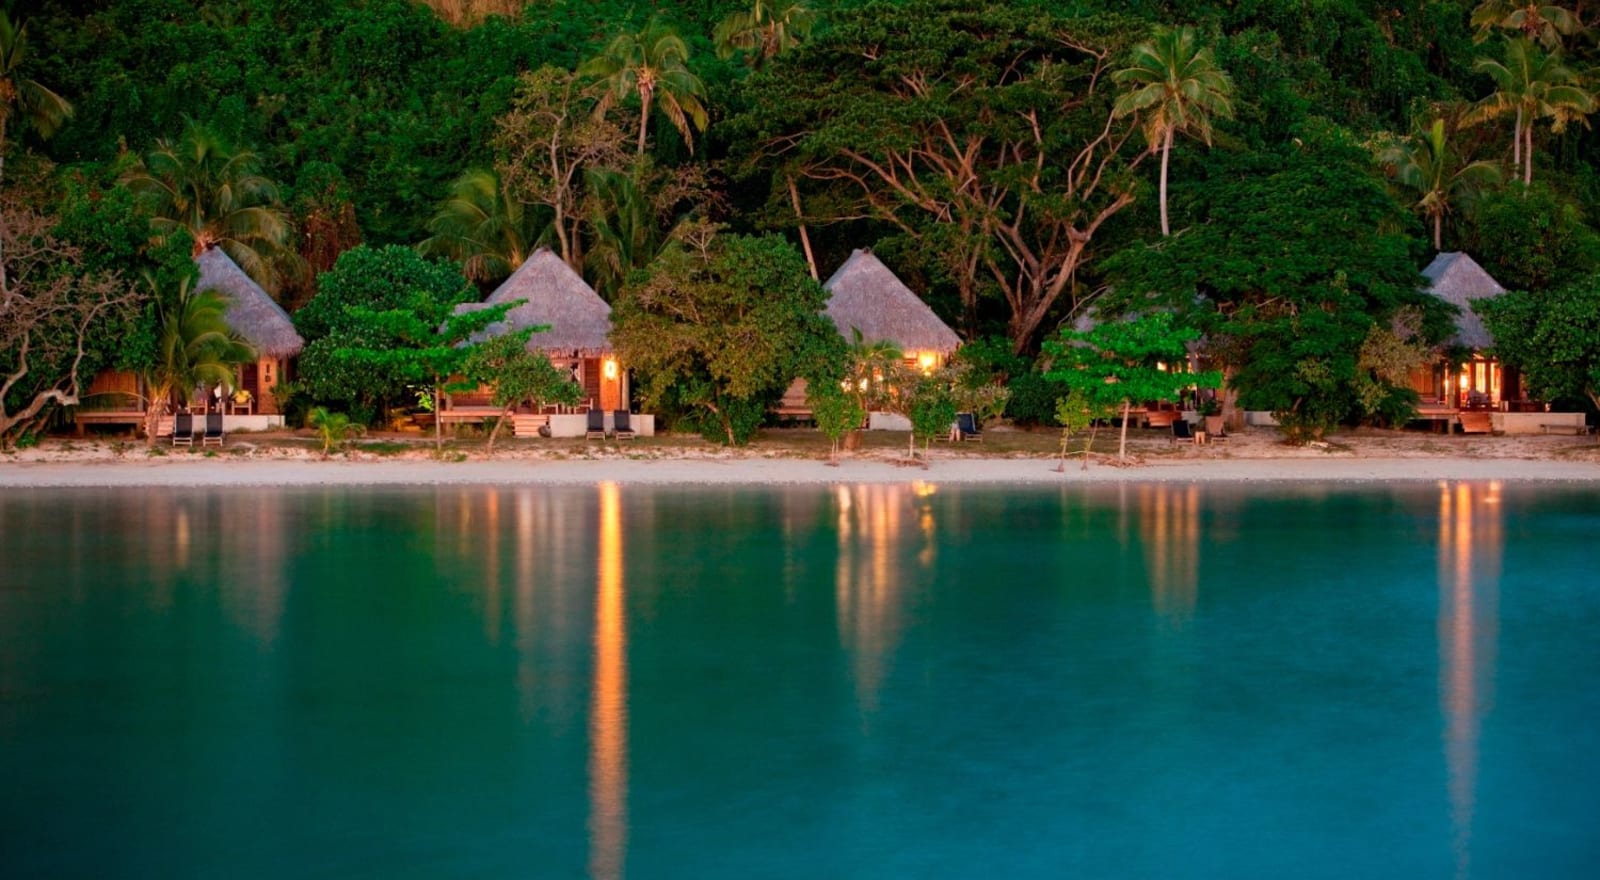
{"left": 1112, "top": 26, "right": 1234, "bottom": 237}
{"left": 1470, "top": 1, "right": 1581, "bottom": 50}
{"left": 307, "top": 406, "right": 364, "bottom": 458}
{"left": 1468, "top": 38, "right": 1596, "bottom": 185}
{"left": 0, "top": 10, "right": 71, "bottom": 191}
{"left": 1381, "top": 119, "right": 1502, "bottom": 250}
{"left": 121, "top": 121, "right": 295, "bottom": 291}
{"left": 418, "top": 168, "right": 544, "bottom": 284}
{"left": 140, "top": 273, "right": 256, "bottom": 445}
{"left": 579, "top": 16, "right": 709, "bottom": 156}
{"left": 714, "top": 0, "right": 816, "bottom": 68}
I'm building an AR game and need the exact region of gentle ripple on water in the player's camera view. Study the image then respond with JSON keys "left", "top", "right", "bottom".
{"left": 1, "top": 481, "right": 1598, "bottom": 879}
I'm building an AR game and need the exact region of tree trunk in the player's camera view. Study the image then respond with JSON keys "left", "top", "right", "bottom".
{"left": 1159, "top": 127, "right": 1174, "bottom": 237}
{"left": 486, "top": 404, "right": 512, "bottom": 453}
{"left": 1513, "top": 108, "right": 1523, "bottom": 170}
{"left": 637, "top": 89, "right": 653, "bottom": 155}
{"left": 433, "top": 382, "right": 443, "bottom": 452}
{"left": 1118, "top": 398, "right": 1131, "bottom": 462}
{"left": 1434, "top": 211, "right": 1442, "bottom": 251}
{"left": 1524, "top": 124, "right": 1534, "bottom": 186}
{"left": 787, "top": 176, "right": 818, "bottom": 280}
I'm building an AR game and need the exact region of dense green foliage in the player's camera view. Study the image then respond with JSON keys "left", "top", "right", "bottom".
{"left": 14, "top": 0, "right": 1600, "bottom": 432}
{"left": 1477, "top": 279, "right": 1600, "bottom": 410}
{"left": 610, "top": 226, "right": 845, "bottom": 444}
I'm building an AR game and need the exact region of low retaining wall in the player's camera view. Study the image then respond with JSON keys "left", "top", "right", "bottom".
{"left": 1497, "top": 411, "right": 1586, "bottom": 435}
{"left": 548, "top": 413, "right": 655, "bottom": 438}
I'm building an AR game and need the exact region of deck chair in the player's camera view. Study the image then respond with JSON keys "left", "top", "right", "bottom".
{"left": 1171, "top": 419, "right": 1195, "bottom": 444}
{"left": 955, "top": 411, "right": 983, "bottom": 441}
{"left": 585, "top": 408, "right": 607, "bottom": 439}
{"left": 612, "top": 410, "right": 635, "bottom": 440}
{"left": 171, "top": 412, "right": 195, "bottom": 446}
{"left": 202, "top": 411, "right": 224, "bottom": 446}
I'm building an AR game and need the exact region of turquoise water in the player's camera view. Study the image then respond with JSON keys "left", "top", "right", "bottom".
{"left": 2, "top": 481, "right": 1598, "bottom": 878}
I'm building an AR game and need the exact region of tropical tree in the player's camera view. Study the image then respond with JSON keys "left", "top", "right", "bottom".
{"left": 121, "top": 121, "right": 295, "bottom": 291}
{"left": 735, "top": 1, "right": 1149, "bottom": 353}
{"left": 579, "top": 16, "right": 709, "bottom": 156}
{"left": 1470, "top": 1, "right": 1581, "bottom": 50}
{"left": 1380, "top": 118, "right": 1502, "bottom": 250}
{"left": 714, "top": 1, "right": 816, "bottom": 68}
{"left": 1044, "top": 313, "right": 1220, "bottom": 463}
{"left": 609, "top": 223, "right": 845, "bottom": 445}
{"left": 1477, "top": 277, "right": 1600, "bottom": 411}
{"left": 458, "top": 331, "right": 582, "bottom": 452}
{"left": 493, "top": 67, "right": 630, "bottom": 272}
{"left": 418, "top": 168, "right": 542, "bottom": 284}
{"left": 0, "top": 10, "right": 71, "bottom": 192}
{"left": 139, "top": 273, "right": 256, "bottom": 445}
{"left": 307, "top": 406, "right": 364, "bottom": 458}
{"left": 1467, "top": 38, "right": 1596, "bottom": 185}
{"left": 808, "top": 383, "right": 865, "bottom": 464}
{"left": 1112, "top": 25, "right": 1234, "bottom": 237}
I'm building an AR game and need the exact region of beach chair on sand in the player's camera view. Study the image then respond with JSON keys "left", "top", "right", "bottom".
{"left": 172, "top": 412, "right": 195, "bottom": 447}
{"left": 612, "top": 410, "right": 635, "bottom": 440}
{"left": 202, "top": 412, "right": 224, "bottom": 446}
{"left": 585, "top": 408, "right": 607, "bottom": 440}
{"left": 955, "top": 412, "right": 983, "bottom": 442}
{"left": 1171, "top": 419, "right": 1196, "bottom": 444}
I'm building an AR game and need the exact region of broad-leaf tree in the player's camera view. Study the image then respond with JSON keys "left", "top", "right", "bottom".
{"left": 1112, "top": 25, "right": 1234, "bottom": 237}
{"left": 121, "top": 121, "right": 295, "bottom": 292}
{"left": 734, "top": 0, "right": 1147, "bottom": 352}
{"left": 295, "top": 244, "right": 486, "bottom": 431}
{"left": 579, "top": 16, "right": 709, "bottom": 156}
{"left": 0, "top": 199, "right": 137, "bottom": 447}
{"left": 459, "top": 331, "right": 582, "bottom": 452}
{"left": 1043, "top": 312, "right": 1218, "bottom": 463}
{"left": 1477, "top": 277, "right": 1600, "bottom": 411}
{"left": 610, "top": 223, "right": 845, "bottom": 445}
{"left": 493, "top": 67, "right": 629, "bottom": 272}
{"left": 1103, "top": 129, "right": 1445, "bottom": 443}
{"left": 1380, "top": 118, "right": 1501, "bottom": 250}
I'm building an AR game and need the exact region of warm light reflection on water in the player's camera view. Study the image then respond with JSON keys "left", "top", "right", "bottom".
{"left": 1138, "top": 483, "right": 1201, "bottom": 625}
{"left": 1437, "top": 481, "right": 1503, "bottom": 880}
{"left": 589, "top": 482, "right": 627, "bottom": 880}
{"left": 834, "top": 484, "right": 913, "bottom": 716}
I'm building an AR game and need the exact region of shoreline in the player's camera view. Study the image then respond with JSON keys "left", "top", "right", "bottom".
{"left": 3, "top": 455, "right": 1598, "bottom": 488}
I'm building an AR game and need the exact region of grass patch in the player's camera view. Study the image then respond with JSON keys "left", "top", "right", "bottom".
{"left": 357, "top": 441, "right": 411, "bottom": 456}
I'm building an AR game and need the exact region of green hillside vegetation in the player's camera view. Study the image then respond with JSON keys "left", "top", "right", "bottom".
{"left": 6, "top": 0, "right": 1600, "bottom": 447}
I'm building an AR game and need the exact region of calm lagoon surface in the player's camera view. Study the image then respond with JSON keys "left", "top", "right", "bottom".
{"left": 2, "top": 481, "right": 1598, "bottom": 879}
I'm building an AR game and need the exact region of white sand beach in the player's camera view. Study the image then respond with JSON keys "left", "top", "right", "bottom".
{"left": 2, "top": 427, "right": 1597, "bottom": 487}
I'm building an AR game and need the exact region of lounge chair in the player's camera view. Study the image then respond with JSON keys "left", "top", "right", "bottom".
{"left": 612, "top": 410, "right": 635, "bottom": 440}
{"left": 172, "top": 412, "right": 194, "bottom": 447}
{"left": 202, "top": 412, "right": 224, "bottom": 446}
{"left": 585, "top": 408, "right": 607, "bottom": 440}
{"left": 955, "top": 411, "right": 983, "bottom": 442}
{"left": 1171, "top": 419, "right": 1196, "bottom": 444}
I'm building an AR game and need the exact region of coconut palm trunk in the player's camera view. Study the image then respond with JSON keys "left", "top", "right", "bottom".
{"left": 636, "top": 86, "right": 653, "bottom": 155}
{"left": 1159, "top": 126, "right": 1174, "bottom": 236}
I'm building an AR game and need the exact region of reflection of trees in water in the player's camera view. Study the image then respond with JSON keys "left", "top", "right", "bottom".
{"left": 1437, "top": 481, "right": 1503, "bottom": 880}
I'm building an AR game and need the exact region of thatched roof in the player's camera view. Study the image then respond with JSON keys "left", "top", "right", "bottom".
{"left": 822, "top": 249, "right": 961, "bottom": 354}
{"left": 457, "top": 248, "right": 613, "bottom": 355}
{"left": 195, "top": 246, "right": 304, "bottom": 358}
{"left": 1422, "top": 252, "right": 1506, "bottom": 350}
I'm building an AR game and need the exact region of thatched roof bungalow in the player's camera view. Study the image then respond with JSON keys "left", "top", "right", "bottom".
{"left": 456, "top": 248, "right": 624, "bottom": 413}
{"left": 1421, "top": 251, "right": 1506, "bottom": 351}
{"left": 1414, "top": 252, "right": 1525, "bottom": 413}
{"left": 196, "top": 246, "right": 304, "bottom": 359}
{"left": 459, "top": 248, "right": 614, "bottom": 356}
{"left": 823, "top": 249, "right": 961, "bottom": 365}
